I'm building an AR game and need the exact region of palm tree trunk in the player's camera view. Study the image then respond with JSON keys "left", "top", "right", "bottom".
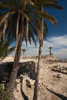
{"left": 33, "top": 43, "right": 43, "bottom": 100}
{"left": 8, "top": 34, "right": 23, "bottom": 100}
{"left": 25, "top": 17, "right": 29, "bottom": 45}
{"left": 8, "top": 15, "right": 24, "bottom": 100}
{"left": 33, "top": 7, "right": 43, "bottom": 100}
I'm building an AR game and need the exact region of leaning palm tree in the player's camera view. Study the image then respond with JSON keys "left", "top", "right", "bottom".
{"left": 33, "top": 0, "right": 63, "bottom": 100}
{"left": 0, "top": 1, "right": 36, "bottom": 99}
{"left": 0, "top": 0, "right": 54, "bottom": 99}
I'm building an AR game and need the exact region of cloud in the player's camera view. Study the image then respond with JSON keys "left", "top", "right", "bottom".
{"left": 48, "top": 34, "right": 67, "bottom": 47}
{"left": 10, "top": 35, "right": 67, "bottom": 59}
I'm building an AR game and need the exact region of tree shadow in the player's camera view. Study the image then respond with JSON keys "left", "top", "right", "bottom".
{"left": 46, "top": 87, "right": 67, "bottom": 100}
{"left": 0, "top": 61, "right": 36, "bottom": 99}
{"left": 0, "top": 62, "right": 13, "bottom": 83}
{"left": 0, "top": 61, "right": 36, "bottom": 83}
{"left": 20, "top": 77, "right": 29, "bottom": 100}
{"left": 18, "top": 61, "right": 36, "bottom": 80}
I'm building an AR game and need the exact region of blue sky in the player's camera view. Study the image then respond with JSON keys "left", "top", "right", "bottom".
{"left": 9, "top": 0, "right": 67, "bottom": 59}
{"left": 45, "top": 0, "right": 67, "bottom": 37}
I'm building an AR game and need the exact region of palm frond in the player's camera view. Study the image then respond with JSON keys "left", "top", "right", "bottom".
{"left": 44, "top": 2, "right": 63, "bottom": 10}
{"left": 30, "top": 10, "right": 57, "bottom": 25}
{"left": 0, "top": 1, "right": 14, "bottom": 11}
{"left": 0, "top": 46, "right": 15, "bottom": 61}
{"left": 0, "top": 39, "right": 15, "bottom": 61}
{"left": 29, "top": 27, "right": 37, "bottom": 46}
{"left": 0, "top": 12, "right": 10, "bottom": 27}
{"left": 25, "top": 17, "right": 29, "bottom": 45}
{"left": 3, "top": 21, "right": 8, "bottom": 40}
{"left": 16, "top": 12, "right": 20, "bottom": 42}
{"left": 33, "top": 0, "right": 63, "bottom": 10}
{"left": 0, "top": 30, "right": 2, "bottom": 42}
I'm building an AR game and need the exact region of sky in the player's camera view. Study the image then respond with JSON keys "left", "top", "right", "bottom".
{"left": 9, "top": 0, "right": 67, "bottom": 59}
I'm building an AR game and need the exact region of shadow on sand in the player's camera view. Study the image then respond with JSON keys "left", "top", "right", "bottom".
{"left": 0, "top": 61, "right": 36, "bottom": 83}
{"left": 0, "top": 61, "right": 36, "bottom": 100}
{"left": 20, "top": 77, "right": 29, "bottom": 100}
{"left": 0, "top": 62, "right": 67, "bottom": 100}
{"left": 46, "top": 86, "right": 67, "bottom": 100}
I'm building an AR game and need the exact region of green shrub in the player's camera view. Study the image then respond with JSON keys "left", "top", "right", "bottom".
{"left": 0, "top": 84, "right": 3, "bottom": 92}
{"left": 2, "top": 91, "right": 10, "bottom": 100}
{"left": 0, "top": 84, "right": 10, "bottom": 100}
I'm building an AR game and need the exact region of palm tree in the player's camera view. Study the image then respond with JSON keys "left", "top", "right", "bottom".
{"left": 33, "top": 7, "right": 44, "bottom": 100}
{"left": 0, "top": 1, "right": 36, "bottom": 100}
{"left": 0, "top": 0, "right": 54, "bottom": 99}
{"left": 48, "top": 47, "right": 53, "bottom": 55}
{"left": 22, "top": 48, "right": 26, "bottom": 56}
{"left": 33, "top": 0, "right": 63, "bottom": 100}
